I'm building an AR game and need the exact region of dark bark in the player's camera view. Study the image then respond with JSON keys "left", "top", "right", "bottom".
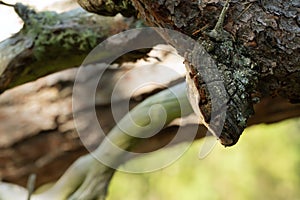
{"left": 128, "top": 0, "right": 300, "bottom": 101}
{"left": 79, "top": 0, "right": 300, "bottom": 145}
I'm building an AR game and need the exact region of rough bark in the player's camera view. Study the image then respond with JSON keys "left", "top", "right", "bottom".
{"left": 127, "top": 0, "right": 300, "bottom": 100}
{"left": 78, "top": 0, "right": 300, "bottom": 145}
{"left": 132, "top": 0, "right": 299, "bottom": 146}
{"left": 78, "top": 0, "right": 300, "bottom": 101}
{"left": 0, "top": 1, "right": 299, "bottom": 199}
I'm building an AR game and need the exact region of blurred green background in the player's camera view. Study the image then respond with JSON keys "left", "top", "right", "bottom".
{"left": 107, "top": 118, "right": 300, "bottom": 200}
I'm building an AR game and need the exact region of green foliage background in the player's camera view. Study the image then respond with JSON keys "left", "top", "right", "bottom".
{"left": 107, "top": 118, "right": 300, "bottom": 200}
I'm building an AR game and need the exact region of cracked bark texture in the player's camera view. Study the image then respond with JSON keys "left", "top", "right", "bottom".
{"left": 80, "top": 0, "right": 300, "bottom": 145}
{"left": 132, "top": 0, "right": 300, "bottom": 99}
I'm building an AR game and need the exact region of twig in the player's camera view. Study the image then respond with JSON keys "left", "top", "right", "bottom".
{"left": 0, "top": 1, "right": 14, "bottom": 7}
{"left": 26, "top": 174, "right": 36, "bottom": 200}
{"left": 0, "top": 1, "right": 36, "bottom": 23}
{"left": 213, "top": 0, "right": 230, "bottom": 33}
{"left": 236, "top": 3, "right": 253, "bottom": 20}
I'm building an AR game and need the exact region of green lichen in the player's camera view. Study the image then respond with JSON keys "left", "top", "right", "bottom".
{"left": 8, "top": 6, "right": 108, "bottom": 88}
{"left": 32, "top": 28, "right": 100, "bottom": 59}
{"left": 11, "top": 24, "right": 105, "bottom": 86}
{"left": 15, "top": 4, "right": 103, "bottom": 60}
{"left": 200, "top": 40, "right": 215, "bottom": 53}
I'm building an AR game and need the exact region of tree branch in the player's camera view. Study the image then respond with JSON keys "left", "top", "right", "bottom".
{"left": 0, "top": 4, "right": 148, "bottom": 93}
{"left": 76, "top": 0, "right": 299, "bottom": 147}
{"left": 129, "top": 0, "right": 300, "bottom": 145}
{"left": 77, "top": 0, "right": 137, "bottom": 17}
{"left": 0, "top": 1, "right": 299, "bottom": 199}
{"left": 1, "top": 61, "right": 299, "bottom": 187}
